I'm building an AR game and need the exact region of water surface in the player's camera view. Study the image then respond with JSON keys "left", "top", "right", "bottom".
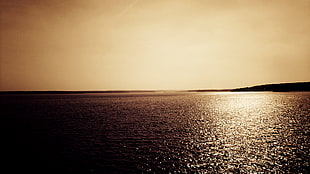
{"left": 1, "top": 92, "right": 309, "bottom": 173}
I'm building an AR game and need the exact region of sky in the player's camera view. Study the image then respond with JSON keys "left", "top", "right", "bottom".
{"left": 1, "top": 0, "right": 310, "bottom": 91}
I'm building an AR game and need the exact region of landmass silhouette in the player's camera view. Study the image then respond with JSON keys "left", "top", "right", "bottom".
{"left": 231, "top": 82, "right": 310, "bottom": 92}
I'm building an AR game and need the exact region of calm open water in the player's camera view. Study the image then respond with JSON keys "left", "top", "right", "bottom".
{"left": 0, "top": 92, "right": 309, "bottom": 173}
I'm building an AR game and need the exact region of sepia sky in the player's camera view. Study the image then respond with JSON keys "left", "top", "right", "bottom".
{"left": 1, "top": 0, "right": 310, "bottom": 91}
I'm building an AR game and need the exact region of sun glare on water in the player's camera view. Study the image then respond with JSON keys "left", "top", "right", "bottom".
{"left": 192, "top": 93, "right": 292, "bottom": 172}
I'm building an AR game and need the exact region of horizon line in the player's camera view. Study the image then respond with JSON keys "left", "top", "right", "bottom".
{"left": 1, "top": 81, "right": 309, "bottom": 94}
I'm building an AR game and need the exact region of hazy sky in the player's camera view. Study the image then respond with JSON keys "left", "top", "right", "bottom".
{"left": 1, "top": 0, "right": 310, "bottom": 90}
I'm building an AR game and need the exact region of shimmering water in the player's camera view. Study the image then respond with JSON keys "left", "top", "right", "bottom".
{"left": 1, "top": 92, "right": 309, "bottom": 173}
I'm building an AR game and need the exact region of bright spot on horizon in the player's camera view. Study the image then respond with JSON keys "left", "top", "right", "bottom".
{"left": 1, "top": 0, "right": 310, "bottom": 91}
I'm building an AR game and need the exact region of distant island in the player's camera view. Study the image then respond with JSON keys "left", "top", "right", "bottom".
{"left": 231, "top": 82, "right": 310, "bottom": 92}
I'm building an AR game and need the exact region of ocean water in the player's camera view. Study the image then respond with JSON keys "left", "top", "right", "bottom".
{"left": 0, "top": 92, "right": 309, "bottom": 173}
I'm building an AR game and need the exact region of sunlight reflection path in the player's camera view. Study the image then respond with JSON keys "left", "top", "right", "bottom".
{"left": 193, "top": 93, "right": 295, "bottom": 172}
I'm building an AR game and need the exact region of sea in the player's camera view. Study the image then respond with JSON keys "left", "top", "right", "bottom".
{"left": 0, "top": 92, "right": 309, "bottom": 173}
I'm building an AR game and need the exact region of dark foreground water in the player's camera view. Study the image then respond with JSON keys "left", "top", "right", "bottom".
{"left": 0, "top": 92, "right": 309, "bottom": 173}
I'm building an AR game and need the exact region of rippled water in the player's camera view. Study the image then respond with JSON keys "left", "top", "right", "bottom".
{"left": 1, "top": 92, "right": 309, "bottom": 173}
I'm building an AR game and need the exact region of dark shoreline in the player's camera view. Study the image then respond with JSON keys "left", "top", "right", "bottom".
{"left": 232, "top": 82, "right": 310, "bottom": 92}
